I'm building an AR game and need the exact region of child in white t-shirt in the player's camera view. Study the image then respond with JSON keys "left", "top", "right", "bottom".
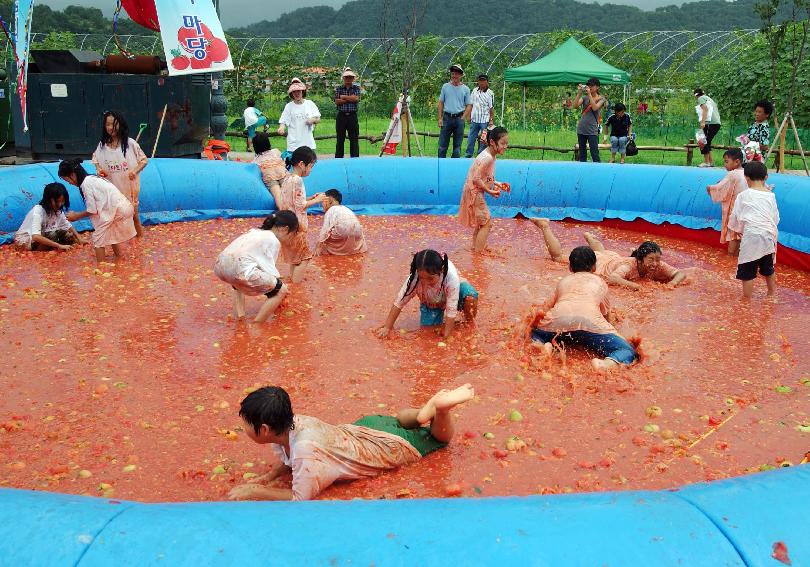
{"left": 14, "top": 183, "right": 87, "bottom": 251}
{"left": 277, "top": 78, "right": 321, "bottom": 153}
{"left": 727, "top": 161, "right": 779, "bottom": 300}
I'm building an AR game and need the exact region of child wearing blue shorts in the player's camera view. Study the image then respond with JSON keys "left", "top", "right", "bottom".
{"left": 375, "top": 249, "right": 478, "bottom": 339}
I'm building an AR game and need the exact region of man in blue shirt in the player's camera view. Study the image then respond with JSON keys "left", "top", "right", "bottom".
{"left": 335, "top": 67, "right": 361, "bottom": 158}
{"left": 437, "top": 64, "right": 472, "bottom": 158}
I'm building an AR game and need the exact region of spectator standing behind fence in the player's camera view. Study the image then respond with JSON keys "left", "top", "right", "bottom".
{"left": 334, "top": 67, "right": 361, "bottom": 158}
{"left": 694, "top": 88, "right": 722, "bottom": 168}
{"left": 465, "top": 74, "right": 494, "bottom": 158}
{"left": 573, "top": 78, "right": 605, "bottom": 163}
{"left": 278, "top": 78, "right": 321, "bottom": 154}
{"left": 603, "top": 103, "right": 633, "bottom": 164}
{"left": 437, "top": 63, "right": 471, "bottom": 158}
{"left": 748, "top": 100, "right": 773, "bottom": 155}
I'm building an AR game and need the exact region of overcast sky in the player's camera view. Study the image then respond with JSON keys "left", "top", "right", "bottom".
{"left": 40, "top": 0, "right": 686, "bottom": 28}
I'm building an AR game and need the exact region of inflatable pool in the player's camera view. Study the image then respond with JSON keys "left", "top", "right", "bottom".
{"left": 0, "top": 158, "right": 808, "bottom": 565}
{"left": 1, "top": 158, "right": 809, "bottom": 269}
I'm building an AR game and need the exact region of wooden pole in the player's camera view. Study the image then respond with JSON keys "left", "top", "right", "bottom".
{"left": 778, "top": 114, "right": 787, "bottom": 173}
{"left": 151, "top": 104, "right": 168, "bottom": 158}
{"left": 686, "top": 141, "right": 694, "bottom": 166}
{"left": 522, "top": 84, "right": 526, "bottom": 128}
{"left": 401, "top": 105, "right": 410, "bottom": 158}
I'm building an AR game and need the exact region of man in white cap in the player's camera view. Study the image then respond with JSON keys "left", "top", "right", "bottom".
{"left": 437, "top": 63, "right": 471, "bottom": 158}
{"left": 335, "top": 67, "right": 362, "bottom": 158}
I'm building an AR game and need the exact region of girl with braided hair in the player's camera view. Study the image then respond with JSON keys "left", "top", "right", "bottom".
{"left": 375, "top": 249, "right": 478, "bottom": 339}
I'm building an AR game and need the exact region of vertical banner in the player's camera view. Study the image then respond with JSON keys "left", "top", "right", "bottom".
{"left": 154, "top": 0, "right": 234, "bottom": 76}
{"left": 13, "top": 0, "right": 35, "bottom": 131}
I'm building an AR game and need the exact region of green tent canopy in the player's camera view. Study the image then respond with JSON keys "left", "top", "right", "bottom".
{"left": 504, "top": 37, "right": 630, "bottom": 86}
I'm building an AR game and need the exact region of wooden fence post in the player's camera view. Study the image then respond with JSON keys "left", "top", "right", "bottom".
{"left": 686, "top": 140, "right": 694, "bottom": 167}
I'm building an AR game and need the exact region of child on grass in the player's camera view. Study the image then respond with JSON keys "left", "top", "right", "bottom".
{"left": 316, "top": 189, "right": 367, "bottom": 256}
{"left": 458, "top": 126, "right": 509, "bottom": 253}
{"left": 530, "top": 246, "right": 637, "bottom": 373}
{"left": 14, "top": 182, "right": 88, "bottom": 251}
{"left": 531, "top": 218, "right": 686, "bottom": 291}
{"left": 252, "top": 132, "right": 286, "bottom": 203}
{"left": 375, "top": 249, "right": 478, "bottom": 339}
{"left": 214, "top": 211, "right": 299, "bottom": 323}
{"left": 227, "top": 383, "right": 474, "bottom": 501}
{"left": 58, "top": 159, "right": 136, "bottom": 263}
{"left": 92, "top": 110, "right": 148, "bottom": 237}
{"left": 276, "top": 146, "right": 324, "bottom": 283}
{"left": 727, "top": 161, "right": 779, "bottom": 300}
{"left": 243, "top": 98, "right": 267, "bottom": 152}
{"left": 707, "top": 148, "right": 746, "bottom": 255}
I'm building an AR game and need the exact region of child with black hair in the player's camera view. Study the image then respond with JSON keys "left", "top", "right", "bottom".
{"left": 748, "top": 100, "right": 773, "bottom": 155}
{"left": 728, "top": 161, "right": 779, "bottom": 300}
{"left": 603, "top": 102, "right": 632, "bottom": 164}
{"left": 530, "top": 246, "right": 637, "bottom": 372}
{"left": 531, "top": 219, "right": 686, "bottom": 290}
{"left": 214, "top": 211, "right": 299, "bottom": 323}
{"left": 59, "top": 159, "right": 137, "bottom": 262}
{"left": 243, "top": 97, "right": 267, "bottom": 152}
{"left": 276, "top": 146, "right": 323, "bottom": 283}
{"left": 458, "top": 126, "right": 509, "bottom": 253}
{"left": 707, "top": 147, "right": 746, "bottom": 255}
{"left": 14, "top": 182, "right": 88, "bottom": 251}
{"left": 375, "top": 249, "right": 478, "bottom": 339}
{"left": 316, "top": 188, "right": 367, "bottom": 256}
{"left": 227, "top": 383, "right": 475, "bottom": 501}
{"left": 92, "top": 110, "right": 148, "bottom": 237}
{"left": 252, "top": 132, "right": 286, "bottom": 203}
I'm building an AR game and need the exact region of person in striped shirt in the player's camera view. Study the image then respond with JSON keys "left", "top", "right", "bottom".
{"left": 465, "top": 74, "right": 495, "bottom": 158}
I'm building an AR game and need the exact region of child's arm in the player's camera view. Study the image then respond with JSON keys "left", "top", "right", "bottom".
{"left": 665, "top": 271, "right": 687, "bottom": 289}
{"left": 249, "top": 462, "right": 291, "bottom": 485}
{"left": 605, "top": 275, "right": 642, "bottom": 291}
{"left": 228, "top": 484, "right": 293, "bottom": 501}
{"left": 66, "top": 210, "right": 91, "bottom": 221}
{"left": 31, "top": 233, "right": 73, "bottom": 251}
{"left": 706, "top": 174, "right": 732, "bottom": 203}
{"left": 304, "top": 193, "right": 325, "bottom": 209}
{"left": 375, "top": 305, "right": 402, "bottom": 339}
{"left": 68, "top": 226, "right": 89, "bottom": 245}
{"left": 441, "top": 316, "right": 456, "bottom": 339}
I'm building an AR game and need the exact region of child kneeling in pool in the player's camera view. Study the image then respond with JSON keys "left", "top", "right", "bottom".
{"left": 213, "top": 211, "right": 298, "bottom": 323}
{"left": 375, "top": 249, "right": 478, "bottom": 339}
{"left": 228, "top": 383, "right": 475, "bottom": 501}
{"left": 14, "top": 182, "right": 88, "bottom": 251}
{"left": 530, "top": 245, "right": 637, "bottom": 372}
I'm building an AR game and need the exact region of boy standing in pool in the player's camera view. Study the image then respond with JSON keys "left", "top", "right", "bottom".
{"left": 727, "top": 161, "right": 779, "bottom": 300}
{"left": 228, "top": 384, "right": 474, "bottom": 501}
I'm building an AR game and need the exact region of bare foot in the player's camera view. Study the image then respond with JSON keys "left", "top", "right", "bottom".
{"left": 530, "top": 217, "right": 550, "bottom": 229}
{"left": 591, "top": 358, "right": 619, "bottom": 373}
{"left": 416, "top": 384, "right": 475, "bottom": 424}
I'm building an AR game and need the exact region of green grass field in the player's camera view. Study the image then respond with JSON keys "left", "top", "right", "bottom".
{"left": 226, "top": 115, "right": 810, "bottom": 170}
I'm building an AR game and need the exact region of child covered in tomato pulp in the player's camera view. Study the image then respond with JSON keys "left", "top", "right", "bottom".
{"left": 252, "top": 132, "right": 286, "bottom": 203}
{"left": 58, "top": 159, "right": 136, "bottom": 262}
{"left": 227, "top": 383, "right": 474, "bottom": 501}
{"left": 214, "top": 211, "right": 299, "bottom": 323}
{"left": 375, "top": 249, "right": 478, "bottom": 339}
{"left": 14, "top": 182, "right": 88, "bottom": 251}
{"left": 458, "top": 126, "right": 509, "bottom": 253}
{"left": 275, "top": 146, "right": 324, "bottom": 283}
{"left": 530, "top": 246, "right": 638, "bottom": 373}
{"left": 706, "top": 148, "right": 747, "bottom": 255}
{"left": 92, "top": 110, "right": 148, "bottom": 237}
{"left": 316, "top": 189, "right": 367, "bottom": 256}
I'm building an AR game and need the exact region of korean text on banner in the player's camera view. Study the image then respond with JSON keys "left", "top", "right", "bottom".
{"left": 155, "top": 0, "right": 234, "bottom": 76}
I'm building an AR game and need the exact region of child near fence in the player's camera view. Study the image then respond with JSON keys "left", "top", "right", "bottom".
{"left": 707, "top": 148, "right": 746, "bottom": 255}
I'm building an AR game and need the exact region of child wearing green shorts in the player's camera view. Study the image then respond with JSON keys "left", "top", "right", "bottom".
{"left": 228, "top": 384, "right": 475, "bottom": 501}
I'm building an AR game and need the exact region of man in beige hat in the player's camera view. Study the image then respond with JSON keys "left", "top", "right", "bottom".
{"left": 335, "top": 67, "right": 361, "bottom": 158}
{"left": 438, "top": 63, "right": 471, "bottom": 158}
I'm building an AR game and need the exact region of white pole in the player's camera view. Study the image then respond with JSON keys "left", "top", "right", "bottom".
{"left": 522, "top": 84, "right": 526, "bottom": 128}
{"left": 501, "top": 80, "right": 506, "bottom": 123}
